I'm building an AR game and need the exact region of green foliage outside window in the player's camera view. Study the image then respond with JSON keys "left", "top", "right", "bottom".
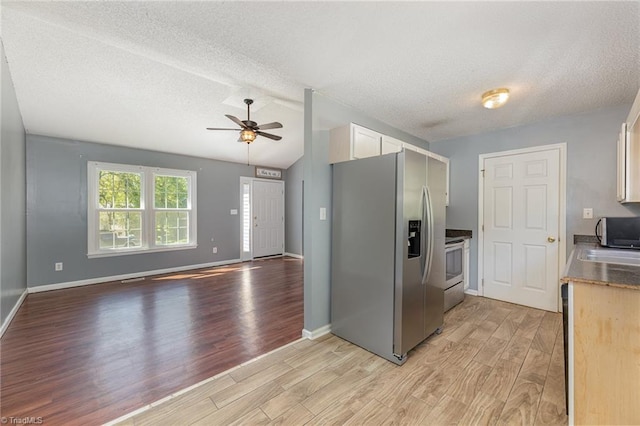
{"left": 95, "top": 171, "right": 191, "bottom": 249}
{"left": 98, "top": 171, "right": 142, "bottom": 248}
{"left": 155, "top": 175, "right": 189, "bottom": 209}
{"left": 98, "top": 171, "right": 141, "bottom": 209}
{"left": 154, "top": 175, "right": 190, "bottom": 245}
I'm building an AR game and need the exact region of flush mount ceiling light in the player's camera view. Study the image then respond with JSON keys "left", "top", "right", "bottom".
{"left": 481, "top": 88, "right": 510, "bottom": 109}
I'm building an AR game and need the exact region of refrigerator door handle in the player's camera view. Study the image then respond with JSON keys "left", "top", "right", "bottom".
{"left": 422, "top": 185, "right": 435, "bottom": 285}
{"left": 420, "top": 186, "right": 427, "bottom": 280}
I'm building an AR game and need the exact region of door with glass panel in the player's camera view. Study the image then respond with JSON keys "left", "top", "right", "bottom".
{"left": 240, "top": 177, "right": 284, "bottom": 260}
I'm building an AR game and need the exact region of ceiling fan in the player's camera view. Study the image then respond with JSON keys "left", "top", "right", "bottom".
{"left": 206, "top": 98, "right": 283, "bottom": 143}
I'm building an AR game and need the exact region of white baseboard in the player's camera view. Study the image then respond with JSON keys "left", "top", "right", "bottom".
{"left": 28, "top": 258, "right": 242, "bottom": 293}
{"left": 0, "top": 288, "right": 28, "bottom": 338}
{"left": 284, "top": 252, "right": 303, "bottom": 259}
{"left": 465, "top": 289, "right": 479, "bottom": 296}
{"left": 302, "top": 324, "right": 331, "bottom": 340}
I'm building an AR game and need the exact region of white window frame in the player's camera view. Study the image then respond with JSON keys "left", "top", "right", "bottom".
{"left": 88, "top": 161, "right": 197, "bottom": 258}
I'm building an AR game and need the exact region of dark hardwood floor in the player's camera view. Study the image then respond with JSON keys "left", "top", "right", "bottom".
{"left": 0, "top": 257, "right": 303, "bottom": 425}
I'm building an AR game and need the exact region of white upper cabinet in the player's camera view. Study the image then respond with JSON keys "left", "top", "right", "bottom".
{"left": 352, "top": 125, "right": 382, "bottom": 159}
{"left": 329, "top": 123, "right": 382, "bottom": 163}
{"left": 329, "top": 123, "right": 450, "bottom": 205}
{"left": 381, "top": 135, "right": 403, "bottom": 155}
{"left": 618, "top": 88, "right": 640, "bottom": 203}
{"left": 617, "top": 122, "right": 628, "bottom": 202}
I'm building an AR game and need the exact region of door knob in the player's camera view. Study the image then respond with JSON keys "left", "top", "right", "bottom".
{"left": 547, "top": 237, "right": 556, "bottom": 243}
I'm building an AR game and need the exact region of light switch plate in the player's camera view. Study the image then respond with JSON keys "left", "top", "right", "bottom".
{"left": 230, "top": 209, "right": 238, "bottom": 215}
{"left": 583, "top": 208, "right": 593, "bottom": 219}
{"left": 320, "top": 207, "right": 327, "bottom": 221}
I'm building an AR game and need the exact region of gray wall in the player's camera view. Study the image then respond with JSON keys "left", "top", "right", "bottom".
{"left": 0, "top": 42, "right": 27, "bottom": 325}
{"left": 430, "top": 104, "right": 640, "bottom": 291}
{"left": 26, "top": 134, "right": 258, "bottom": 287}
{"left": 285, "top": 155, "right": 303, "bottom": 256}
{"left": 303, "top": 89, "right": 430, "bottom": 332}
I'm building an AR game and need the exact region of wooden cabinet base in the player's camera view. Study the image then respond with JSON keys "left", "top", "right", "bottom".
{"left": 572, "top": 283, "right": 640, "bottom": 425}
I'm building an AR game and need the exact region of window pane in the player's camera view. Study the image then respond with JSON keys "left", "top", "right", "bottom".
{"left": 98, "top": 171, "right": 141, "bottom": 208}
{"left": 98, "top": 211, "right": 142, "bottom": 249}
{"left": 155, "top": 175, "right": 189, "bottom": 209}
{"left": 243, "top": 183, "right": 251, "bottom": 253}
{"left": 178, "top": 193, "right": 188, "bottom": 209}
{"left": 155, "top": 211, "right": 189, "bottom": 245}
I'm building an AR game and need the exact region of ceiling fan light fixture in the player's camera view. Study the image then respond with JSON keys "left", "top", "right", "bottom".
{"left": 482, "top": 88, "right": 510, "bottom": 109}
{"left": 240, "top": 129, "right": 256, "bottom": 143}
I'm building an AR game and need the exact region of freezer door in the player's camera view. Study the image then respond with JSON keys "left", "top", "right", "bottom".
{"left": 394, "top": 150, "right": 428, "bottom": 356}
{"left": 331, "top": 154, "right": 399, "bottom": 363}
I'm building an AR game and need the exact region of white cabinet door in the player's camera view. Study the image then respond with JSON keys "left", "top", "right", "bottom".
{"left": 352, "top": 125, "right": 381, "bottom": 159}
{"left": 617, "top": 122, "right": 627, "bottom": 201}
{"left": 381, "top": 135, "right": 403, "bottom": 154}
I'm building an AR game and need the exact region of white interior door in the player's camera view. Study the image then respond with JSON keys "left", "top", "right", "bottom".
{"left": 482, "top": 148, "right": 560, "bottom": 311}
{"left": 252, "top": 180, "right": 284, "bottom": 258}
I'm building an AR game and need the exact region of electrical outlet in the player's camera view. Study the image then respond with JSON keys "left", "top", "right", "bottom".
{"left": 55, "top": 262, "right": 63, "bottom": 271}
{"left": 212, "top": 247, "right": 218, "bottom": 254}
{"left": 583, "top": 208, "right": 593, "bottom": 219}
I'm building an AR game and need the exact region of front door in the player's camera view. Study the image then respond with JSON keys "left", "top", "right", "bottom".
{"left": 252, "top": 180, "right": 284, "bottom": 258}
{"left": 482, "top": 147, "right": 560, "bottom": 311}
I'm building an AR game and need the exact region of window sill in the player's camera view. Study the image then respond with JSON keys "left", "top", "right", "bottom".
{"left": 87, "top": 244, "right": 198, "bottom": 259}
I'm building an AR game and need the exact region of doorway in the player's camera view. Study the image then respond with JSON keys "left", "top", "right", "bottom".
{"left": 240, "top": 177, "right": 285, "bottom": 260}
{"left": 478, "top": 143, "right": 566, "bottom": 312}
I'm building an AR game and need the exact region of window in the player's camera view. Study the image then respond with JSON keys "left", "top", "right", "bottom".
{"left": 242, "top": 181, "right": 251, "bottom": 254}
{"left": 88, "top": 162, "right": 197, "bottom": 257}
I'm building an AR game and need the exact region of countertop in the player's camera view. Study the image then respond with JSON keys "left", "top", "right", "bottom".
{"left": 562, "top": 243, "right": 640, "bottom": 290}
{"left": 445, "top": 229, "right": 472, "bottom": 245}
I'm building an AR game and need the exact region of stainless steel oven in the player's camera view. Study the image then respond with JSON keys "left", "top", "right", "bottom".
{"left": 446, "top": 242, "right": 464, "bottom": 287}
{"left": 444, "top": 241, "right": 464, "bottom": 311}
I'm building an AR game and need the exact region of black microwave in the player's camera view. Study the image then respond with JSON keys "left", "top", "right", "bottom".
{"left": 598, "top": 217, "right": 640, "bottom": 249}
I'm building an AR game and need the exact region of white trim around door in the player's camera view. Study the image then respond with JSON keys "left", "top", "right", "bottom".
{"left": 477, "top": 143, "right": 566, "bottom": 312}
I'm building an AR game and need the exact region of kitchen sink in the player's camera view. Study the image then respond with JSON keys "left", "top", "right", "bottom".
{"left": 577, "top": 247, "right": 640, "bottom": 266}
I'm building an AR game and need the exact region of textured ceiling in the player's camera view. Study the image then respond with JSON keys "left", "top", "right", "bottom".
{"left": 1, "top": 1, "right": 638, "bottom": 169}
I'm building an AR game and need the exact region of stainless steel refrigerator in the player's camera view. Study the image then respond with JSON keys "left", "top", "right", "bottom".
{"left": 331, "top": 149, "right": 446, "bottom": 365}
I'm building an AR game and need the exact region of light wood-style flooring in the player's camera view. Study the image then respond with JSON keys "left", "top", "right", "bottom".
{"left": 0, "top": 257, "right": 303, "bottom": 425}
{"left": 117, "top": 295, "right": 567, "bottom": 425}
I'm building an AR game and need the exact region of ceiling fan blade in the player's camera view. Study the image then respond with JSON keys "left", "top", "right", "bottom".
{"left": 256, "top": 122, "right": 283, "bottom": 131}
{"left": 206, "top": 127, "right": 240, "bottom": 131}
{"left": 256, "top": 131, "right": 282, "bottom": 141}
{"left": 225, "top": 114, "right": 248, "bottom": 129}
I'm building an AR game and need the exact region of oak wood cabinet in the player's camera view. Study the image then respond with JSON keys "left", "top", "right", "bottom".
{"left": 568, "top": 282, "right": 640, "bottom": 424}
